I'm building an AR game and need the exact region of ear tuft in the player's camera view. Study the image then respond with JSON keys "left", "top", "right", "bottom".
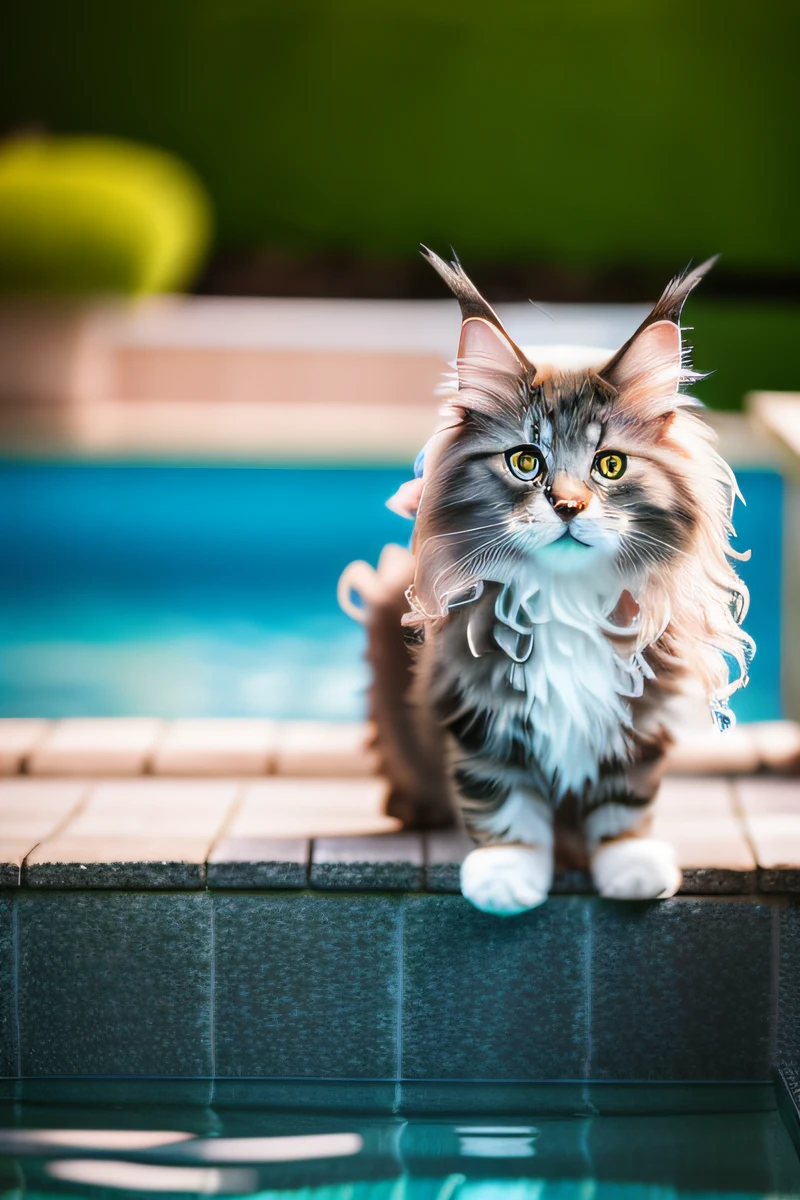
{"left": 422, "top": 246, "right": 533, "bottom": 384}
{"left": 421, "top": 245, "right": 503, "bottom": 323}
{"left": 649, "top": 256, "right": 719, "bottom": 325}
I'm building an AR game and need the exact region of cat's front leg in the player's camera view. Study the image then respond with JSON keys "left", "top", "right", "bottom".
{"left": 583, "top": 767, "right": 681, "bottom": 901}
{"left": 457, "top": 780, "right": 555, "bottom": 916}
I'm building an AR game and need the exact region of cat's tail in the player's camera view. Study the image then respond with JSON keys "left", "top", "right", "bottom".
{"left": 338, "top": 544, "right": 454, "bottom": 829}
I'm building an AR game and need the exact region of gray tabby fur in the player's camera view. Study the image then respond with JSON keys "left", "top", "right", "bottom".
{"left": 342, "top": 252, "right": 752, "bottom": 864}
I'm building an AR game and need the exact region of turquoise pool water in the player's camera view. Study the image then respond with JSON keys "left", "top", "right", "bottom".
{"left": 0, "top": 463, "right": 783, "bottom": 722}
{"left": 1, "top": 1084, "right": 799, "bottom": 1198}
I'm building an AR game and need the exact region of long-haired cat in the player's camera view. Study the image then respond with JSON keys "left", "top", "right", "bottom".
{"left": 339, "top": 251, "right": 752, "bottom": 915}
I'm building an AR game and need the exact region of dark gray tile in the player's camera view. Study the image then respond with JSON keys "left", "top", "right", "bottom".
{"left": 0, "top": 845, "right": 28, "bottom": 888}
{"left": 0, "top": 894, "right": 16, "bottom": 1077}
{"left": 779, "top": 902, "right": 800, "bottom": 1062}
{"left": 24, "top": 859, "right": 204, "bottom": 889}
{"left": 311, "top": 835, "right": 423, "bottom": 891}
{"left": 208, "top": 838, "right": 309, "bottom": 888}
{"left": 0, "top": 863, "right": 20, "bottom": 888}
{"left": 17, "top": 892, "right": 212, "bottom": 1075}
{"left": 402, "top": 895, "right": 588, "bottom": 1081}
{"left": 424, "top": 832, "right": 473, "bottom": 892}
{"left": 681, "top": 866, "right": 759, "bottom": 894}
{"left": 591, "top": 897, "right": 773, "bottom": 1080}
{"left": 761, "top": 868, "right": 800, "bottom": 892}
{"left": 214, "top": 893, "right": 400, "bottom": 1078}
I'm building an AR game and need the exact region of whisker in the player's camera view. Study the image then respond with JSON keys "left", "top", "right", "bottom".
{"left": 422, "top": 520, "right": 510, "bottom": 543}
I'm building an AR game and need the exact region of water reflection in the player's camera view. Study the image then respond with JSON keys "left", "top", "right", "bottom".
{"left": 0, "top": 1087, "right": 798, "bottom": 1200}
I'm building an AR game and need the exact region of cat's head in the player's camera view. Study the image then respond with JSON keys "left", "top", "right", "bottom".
{"left": 406, "top": 251, "right": 752, "bottom": 706}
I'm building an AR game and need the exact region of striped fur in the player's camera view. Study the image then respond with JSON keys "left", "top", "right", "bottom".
{"left": 341, "top": 254, "right": 752, "bottom": 907}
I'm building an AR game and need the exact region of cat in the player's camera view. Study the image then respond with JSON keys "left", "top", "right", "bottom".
{"left": 339, "top": 250, "right": 753, "bottom": 915}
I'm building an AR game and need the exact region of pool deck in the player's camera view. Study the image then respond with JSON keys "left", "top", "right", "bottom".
{"left": 1, "top": 717, "right": 800, "bottom": 893}
{"left": 3, "top": 717, "right": 800, "bottom": 1087}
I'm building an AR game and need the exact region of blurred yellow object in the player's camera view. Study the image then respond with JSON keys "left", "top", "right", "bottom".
{"left": 0, "top": 136, "right": 212, "bottom": 296}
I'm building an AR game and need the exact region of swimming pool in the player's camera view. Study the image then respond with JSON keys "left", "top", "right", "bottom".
{"left": 2, "top": 1082, "right": 800, "bottom": 1198}
{"left": 0, "top": 462, "right": 783, "bottom": 723}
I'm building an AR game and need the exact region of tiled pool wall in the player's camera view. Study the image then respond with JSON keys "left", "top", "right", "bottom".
{"left": 1, "top": 889, "right": 799, "bottom": 1087}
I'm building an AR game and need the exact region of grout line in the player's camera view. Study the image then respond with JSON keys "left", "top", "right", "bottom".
{"left": 393, "top": 898, "right": 406, "bottom": 1109}
{"left": 729, "top": 776, "right": 759, "bottom": 869}
{"left": 12, "top": 897, "right": 21, "bottom": 1078}
{"left": 205, "top": 781, "right": 246, "bottom": 866}
{"left": 208, "top": 893, "right": 217, "bottom": 1097}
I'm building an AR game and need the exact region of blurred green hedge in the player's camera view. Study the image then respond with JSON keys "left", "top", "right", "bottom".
{"left": 686, "top": 302, "right": 800, "bottom": 411}
{"left": 0, "top": 136, "right": 211, "bottom": 295}
{"left": 0, "top": 0, "right": 796, "bottom": 272}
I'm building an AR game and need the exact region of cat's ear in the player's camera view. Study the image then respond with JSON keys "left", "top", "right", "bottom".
{"left": 422, "top": 246, "right": 533, "bottom": 385}
{"left": 600, "top": 257, "right": 718, "bottom": 408}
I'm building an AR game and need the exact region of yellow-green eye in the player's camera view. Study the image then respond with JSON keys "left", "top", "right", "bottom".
{"left": 594, "top": 451, "right": 627, "bottom": 480}
{"left": 506, "top": 445, "right": 544, "bottom": 482}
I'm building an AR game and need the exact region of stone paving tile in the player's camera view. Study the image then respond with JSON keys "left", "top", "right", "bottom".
{"left": 0, "top": 894, "right": 15, "bottom": 1077}
{"left": 22, "top": 780, "right": 238, "bottom": 888}
{"left": 17, "top": 891, "right": 213, "bottom": 1075}
{"left": 656, "top": 776, "right": 738, "bottom": 817}
{"left": 591, "top": 898, "right": 773, "bottom": 1080}
{"left": 54, "top": 779, "right": 238, "bottom": 836}
{"left": 274, "top": 721, "right": 379, "bottom": 777}
{"left": 0, "top": 780, "right": 86, "bottom": 886}
{"left": 736, "top": 778, "right": 800, "bottom": 890}
{"left": 213, "top": 893, "right": 400, "bottom": 1078}
{"left": 653, "top": 777, "right": 757, "bottom": 893}
{"left": 402, "top": 894, "right": 588, "bottom": 1080}
{"left": 233, "top": 778, "right": 399, "bottom": 838}
{"left": 151, "top": 719, "right": 277, "bottom": 776}
{"left": 208, "top": 837, "right": 309, "bottom": 888}
{"left": 0, "top": 719, "right": 50, "bottom": 775}
{"left": 27, "top": 718, "right": 164, "bottom": 776}
{"left": 665, "top": 725, "right": 760, "bottom": 775}
{"left": 311, "top": 834, "right": 424, "bottom": 891}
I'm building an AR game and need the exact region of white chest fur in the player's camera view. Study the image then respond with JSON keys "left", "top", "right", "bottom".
{"left": 487, "top": 544, "right": 644, "bottom": 795}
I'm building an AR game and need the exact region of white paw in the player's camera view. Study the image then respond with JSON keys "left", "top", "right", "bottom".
{"left": 460, "top": 845, "right": 553, "bottom": 916}
{"left": 591, "top": 837, "right": 682, "bottom": 900}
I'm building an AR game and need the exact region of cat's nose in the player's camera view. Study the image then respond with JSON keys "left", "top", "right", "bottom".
{"left": 545, "top": 477, "right": 591, "bottom": 522}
